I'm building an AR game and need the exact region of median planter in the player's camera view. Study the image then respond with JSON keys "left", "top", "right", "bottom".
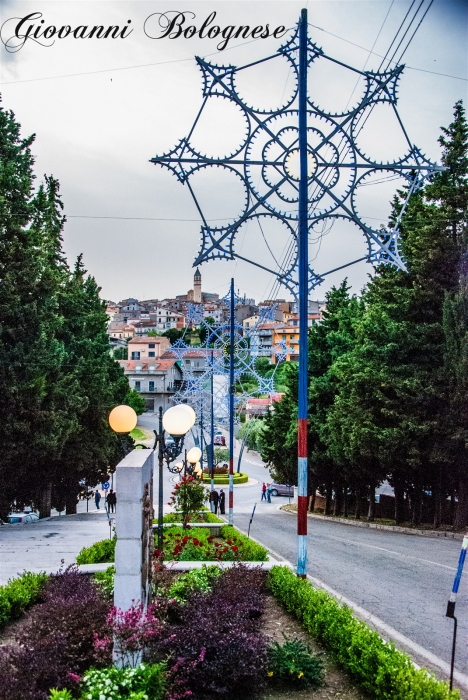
{"left": 202, "top": 471, "right": 248, "bottom": 485}
{"left": 268, "top": 566, "right": 459, "bottom": 700}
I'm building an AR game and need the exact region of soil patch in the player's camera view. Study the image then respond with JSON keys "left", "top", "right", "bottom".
{"left": 260, "top": 595, "right": 368, "bottom": 700}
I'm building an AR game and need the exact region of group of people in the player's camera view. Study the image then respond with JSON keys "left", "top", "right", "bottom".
{"left": 94, "top": 489, "right": 117, "bottom": 513}
{"left": 209, "top": 488, "right": 226, "bottom": 515}
{"left": 261, "top": 482, "right": 273, "bottom": 503}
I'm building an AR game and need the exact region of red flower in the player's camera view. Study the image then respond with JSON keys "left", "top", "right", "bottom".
{"left": 231, "top": 546, "right": 238, "bottom": 552}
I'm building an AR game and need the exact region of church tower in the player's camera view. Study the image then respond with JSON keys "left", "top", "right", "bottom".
{"left": 193, "top": 268, "right": 202, "bottom": 303}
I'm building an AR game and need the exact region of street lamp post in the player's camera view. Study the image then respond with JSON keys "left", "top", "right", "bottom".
{"left": 108, "top": 403, "right": 196, "bottom": 552}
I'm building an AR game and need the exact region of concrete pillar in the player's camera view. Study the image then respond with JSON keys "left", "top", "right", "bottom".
{"left": 113, "top": 449, "right": 154, "bottom": 613}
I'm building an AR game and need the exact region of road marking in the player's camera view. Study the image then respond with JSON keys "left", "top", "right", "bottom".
{"left": 228, "top": 520, "right": 468, "bottom": 691}
{"left": 324, "top": 534, "right": 457, "bottom": 571}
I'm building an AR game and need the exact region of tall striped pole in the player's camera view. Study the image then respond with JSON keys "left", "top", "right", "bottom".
{"left": 297, "top": 8, "right": 309, "bottom": 578}
{"left": 229, "top": 277, "right": 235, "bottom": 525}
{"left": 446, "top": 535, "right": 468, "bottom": 689}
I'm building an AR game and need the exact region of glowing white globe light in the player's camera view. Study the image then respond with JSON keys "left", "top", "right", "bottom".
{"left": 187, "top": 446, "right": 202, "bottom": 464}
{"left": 178, "top": 404, "right": 196, "bottom": 428}
{"left": 162, "top": 405, "right": 193, "bottom": 436}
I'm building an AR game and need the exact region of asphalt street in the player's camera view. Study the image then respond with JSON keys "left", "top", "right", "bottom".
{"left": 139, "top": 412, "right": 468, "bottom": 676}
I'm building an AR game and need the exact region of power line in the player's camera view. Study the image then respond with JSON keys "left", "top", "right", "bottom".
{"left": 2, "top": 30, "right": 293, "bottom": 85}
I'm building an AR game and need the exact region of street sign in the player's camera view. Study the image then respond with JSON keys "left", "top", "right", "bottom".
{"left": 102, "top": 481, "right": 110, "bottom": 490}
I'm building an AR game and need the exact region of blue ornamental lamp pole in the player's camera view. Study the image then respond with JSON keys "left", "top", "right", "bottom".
{"left": 229, "top": 278, "right": 235, "bottom": 525}
{"left": 149, "top": 9, "right": 444, "bottom": 576}
{"left": 297, "top": 8, "right": 309, "bottom": 577}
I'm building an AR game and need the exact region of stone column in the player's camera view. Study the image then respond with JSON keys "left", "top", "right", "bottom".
{"left": 114, "top": 449, "right": 154, "bottom": 613}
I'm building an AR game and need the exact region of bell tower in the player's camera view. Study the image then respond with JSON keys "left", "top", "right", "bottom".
{"left": 193, "top": 267, "right": 202, "bottom": 303}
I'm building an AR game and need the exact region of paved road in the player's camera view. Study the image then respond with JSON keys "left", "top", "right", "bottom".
{"left": 140, "top": 412, "right": 468, "bottom": 675}
{"left": 0, "top": 511, "right": 110, "bottom": 584}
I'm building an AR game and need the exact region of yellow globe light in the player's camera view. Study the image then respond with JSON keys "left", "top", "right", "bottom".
{"left": 174, "top": 462, "right": 184, "bottom": 473}
{"left": 178, "top": 404, "right": 196, "bottom": 428}
{"left": 109, "top": 405, "right": 137, "bottom": 433}
{"left": 186, "top": 446, "right": 202, "bottom": 464}
{"left": 163, "top": 405, "right": 193, "bottom": 436}
{"left": 194, "top": 463, "right": 202, "bottom": 477}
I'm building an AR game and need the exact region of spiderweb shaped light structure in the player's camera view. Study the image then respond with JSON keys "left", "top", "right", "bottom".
{"left": 166, "top": 302, "right": 284, "bottom": 431}
{"left": 150, "top": 19, "right": 442, "bottom": 296}
{"left": 150, "top": 10, "right": 443, "bottom": 575}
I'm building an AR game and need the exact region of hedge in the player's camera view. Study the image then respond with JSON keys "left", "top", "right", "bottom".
{"left": 162, "top": 511, "right": 224, "bottom": 524}
{"left": 76, "top": 538, "right": 116, "bottom": 565}
{"left": 0, "top": 571, "right": 48, "bottom": 628}
{"left": 268, "top": 566, "right": 459, "bottom": 700}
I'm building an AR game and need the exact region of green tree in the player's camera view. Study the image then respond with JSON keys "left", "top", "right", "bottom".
{"left": 0, "top": 107, "right": 81, "bottom": 517}
{"left": 124, "top": 388, "right": 147, "bottom": 415}
{"left": 162, "top": 328, "right": 185, "bottom": 344}
{"left": 50, "top": 256, "right": 130, "bottom": 513}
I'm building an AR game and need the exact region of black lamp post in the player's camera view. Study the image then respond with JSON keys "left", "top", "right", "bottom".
{"left": 109, "top": 403, "right": 196, "bottom": 552}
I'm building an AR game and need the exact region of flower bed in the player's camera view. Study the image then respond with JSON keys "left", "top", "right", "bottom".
{"left": 160, "top": 525, "right": 268, "bottom": 561}
{"left": 76, "top": 525, "right": 267, "bottom": 566}
{"left": 202, "top": 471, "right": 248, "bottom": 484}
{"left": 161, "top": 510, "right": 223, "bottom": 524}
{"left": 268, "top": 566, "right": 459, "bottom": 700}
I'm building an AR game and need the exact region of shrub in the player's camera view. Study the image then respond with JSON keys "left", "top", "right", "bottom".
{"left": 95, "top": 602, "right": 167, "bottom": 668}
{"left": 168, "top": 476, "right": 209, "bottom": 528}
{"left": 162, "top": 511, "right": 223, "bottom": 523}
{"left": 267, "top": 637, "right": 324, "bottom": 687}
{"left": 268, "top": 566, "right": 459, "bottom": 700}
{"left": 76, "top": 538, "right": 115, "bottom": 564}
{"left": 167, "top": 565, "right": 222, "bottom": 602}
{"left": 0, "top": 566, "right": 111, "bottom": 700}
{"left": 220, "top": 526, "right": 268, "bottom": 561}
{"left": 0, "top": 571, "right": 48, "bottom": 628}
{"left": 161, "top": 525, "right": 268, "bottom": 562}
{"left": 49, "top": 690, "right": 73, "bottom": 700}
{"left": 148, "top": 564, "right": 267, "bottom": 699}
{"left": 80, "top": 663, "right": 166, "bottom": 700}
{"left": 93, "top": 566, "right": 114, "bottom": 600}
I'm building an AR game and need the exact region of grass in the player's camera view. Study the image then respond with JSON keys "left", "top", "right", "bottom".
{"left": 129, "top": 427, "right": 149, "bottom": 441}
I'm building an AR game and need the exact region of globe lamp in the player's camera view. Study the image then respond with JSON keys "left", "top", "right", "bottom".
{"left": 163, "top": 404, "right": 194, "bottom": 436}
{"left": 109, "top": 405, "right": 138, "bottom": 433}
{"left": 186, "top": 446, "right": 202, "bottom": 464}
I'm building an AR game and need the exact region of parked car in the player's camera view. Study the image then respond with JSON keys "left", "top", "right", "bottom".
{"left": 214, "top": 435, "right": 226, "bottom": 445}
{"left": 7, "top": 511, "right": 39, "bottom": 524}
{"left": 270, "top": 483, "right": 294, "bottom": 497}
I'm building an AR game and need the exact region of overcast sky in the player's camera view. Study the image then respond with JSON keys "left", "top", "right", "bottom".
{"left": 1, "top": 0, "right": 467, "bottom": 304}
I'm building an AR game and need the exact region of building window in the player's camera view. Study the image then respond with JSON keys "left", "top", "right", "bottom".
{"left": 149, "top": 343, "right": 155, "bottom": 348}
{"left": 131, "top": 351, "right": 140, "bottom": 360}
{"left": 135, "top": 381, "right": 141, "bottom": 392}
{"left": 148, "top": 351, "right": 155, "bottom": 357}
{"left": 149, "top": 381, "right": 154, "bottom": 392}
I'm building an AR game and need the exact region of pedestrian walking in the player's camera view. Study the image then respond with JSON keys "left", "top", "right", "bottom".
{"left": 261, "top": 482, "right": 267, "bottom": 501}
{"left": 219, "top": 489, "right": 226, "bottom": 514}
{"left": 106, "top": 489, "right": 116, "bottom": 513}
{"left": 209, "top": 489, "right": 219, "bottom": 515}
{"left": 266, "top": 483, "right": 272, "bottom": 503}
{"left": 94, "top": 490, "right": 101, "bottom": 510}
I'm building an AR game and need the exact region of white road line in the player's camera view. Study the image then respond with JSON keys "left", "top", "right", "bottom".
{"left": 324, "top": 534, "right": 457, "bottom": 571}
{"left": 229, "top": 521, "right": 468, "bottom": 692}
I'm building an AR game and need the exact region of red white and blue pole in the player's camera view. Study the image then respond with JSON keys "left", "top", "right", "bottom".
{"left": 297, "top": 8, "right": 309, "bottom": 578}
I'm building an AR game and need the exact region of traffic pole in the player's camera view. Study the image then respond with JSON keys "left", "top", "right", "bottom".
{"left": 297, "top": 7, "right": 309, "bottom": 577}
{"left": 229, "top": 277, "right": 235, "bottom": 525}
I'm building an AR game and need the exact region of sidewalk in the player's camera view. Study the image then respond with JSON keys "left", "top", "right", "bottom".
{"left": 281, "top": 504, "right": 465, "bottom": 541}
{"left": 0, "top": 511, "right": 110, "bottom": 584}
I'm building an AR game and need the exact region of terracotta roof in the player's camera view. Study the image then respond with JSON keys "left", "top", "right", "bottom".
{"left": 118, "top": 359, "right": 177, "bottom": 371}
{"left": 128, "top": 337, "right": 169, "bottom": 344}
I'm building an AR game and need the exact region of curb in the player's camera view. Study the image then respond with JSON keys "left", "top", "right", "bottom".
{"left": 227, "top": 518, "right": 468, "bottom": 694}
{"left": 280, "top": 507, "right": 465, "bottom": 541}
